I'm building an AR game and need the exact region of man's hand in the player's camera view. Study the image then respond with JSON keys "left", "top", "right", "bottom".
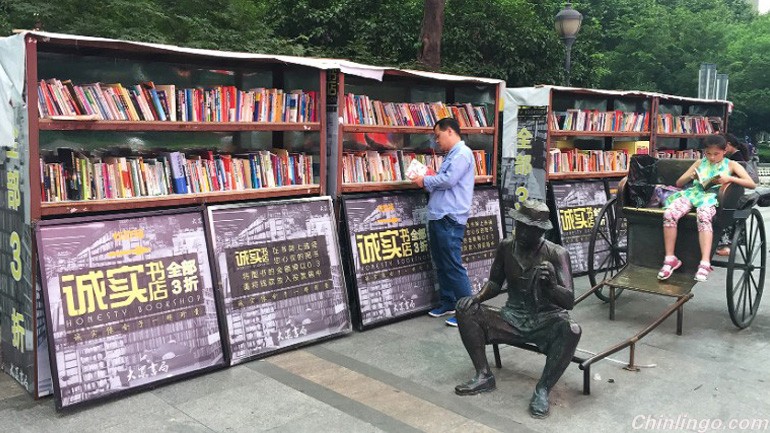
{"left": 411, "top": 174, "right": 425, "bottom": 188}
{"left": 456, "top": 295, "right": 478, "bottom": 311}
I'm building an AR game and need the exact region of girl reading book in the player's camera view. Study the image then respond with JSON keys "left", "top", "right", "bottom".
{"left": 657, "top": 135, "right": 756, "bottom": 282}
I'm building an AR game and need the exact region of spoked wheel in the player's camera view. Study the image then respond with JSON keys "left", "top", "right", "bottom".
{"left": 726, "top": 208, "right": 767, "bottom": 329}
{"left": 588, "top": 196, "right": 628, "bottom": 302}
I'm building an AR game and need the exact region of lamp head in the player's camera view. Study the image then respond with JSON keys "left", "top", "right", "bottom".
{"left": 554, "top": 2, "right": 583, "bottom": 42}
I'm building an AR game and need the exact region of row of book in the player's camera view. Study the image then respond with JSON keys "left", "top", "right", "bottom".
{"left": 656, "top": 114, "right": 720, "bottom": 135}
{"left": 548, "top": 148, "right": 630, "bottom": 174}
{"left": 341, "top": 150, "right": 489, "bottom": 184}
{"left": 41, "top": 148, "right": 315, "bottom": 202}
{"left": 342, "top": 94, "right": 489, "bottom": 128}
{"left": 38, "top": 79, "right": 318, "bottom": 123}
{"left": 550, "top": 110, "right": 650, "bottom": 133}
{"left": 656, "top": 149, "right": 702, "bottom": 159}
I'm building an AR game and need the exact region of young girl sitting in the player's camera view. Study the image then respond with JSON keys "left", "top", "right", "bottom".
{"left": 658, "top": 135, "right": 757, "bottom": 282}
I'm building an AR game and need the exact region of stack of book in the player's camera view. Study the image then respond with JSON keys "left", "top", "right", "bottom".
{"left": 656, "top": 149, "right": 702, "bottom": 159}
{"left": 341, "top": 149, "right": 489, "bottom": 184}
{"left": 656, "top": 114, "right": 720, "bottom": 134}
{"left": 41, "top": 148, "right": 314, "bottom": 202}
{"left": 549, "top": 110, "right": 650, "bottom": 133}
{"left": 342, "top": 94, "right": 488, "bottom": 128}
{"left": 37, "top": 79, "right": 318, "bottom": 123}
{"left": 548, "top": 148, "right": 629, "bottom": 174}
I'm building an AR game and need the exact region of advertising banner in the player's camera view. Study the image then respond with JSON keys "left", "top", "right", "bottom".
{"left": 551, "top": 180, "right": 609, "bottom": 274}
{"left": 501, "top": 106, "right": 548, "bottom": 234}
{"left": 342, "top": 191, "right": 435, "bottom": 328}
{"left": 463, "top": 186, "right": 504, "bottom": 293}
{"left": 0, "top": 34, "right": 36, "bottom": 395}
{"left": 36, "top": 209, "right": 225, "bottom": 409}
{"left": 343, "top": 187, "right": 503, "bottom": 329}
{"left": 206, "top": 197, "right": 350, "bottom": 364}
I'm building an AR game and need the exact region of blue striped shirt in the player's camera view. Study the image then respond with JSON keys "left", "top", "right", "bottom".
{"left": 423, "top": 141, "right": 475, "bottom": 225}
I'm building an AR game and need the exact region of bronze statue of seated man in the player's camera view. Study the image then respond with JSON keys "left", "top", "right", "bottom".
{"left": 454, "top": 199, "right": 581, "bottom": 418}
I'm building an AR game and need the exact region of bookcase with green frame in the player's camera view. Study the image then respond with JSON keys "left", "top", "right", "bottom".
{"left": 1, "top": 31, "right": 335, "bottom": 398}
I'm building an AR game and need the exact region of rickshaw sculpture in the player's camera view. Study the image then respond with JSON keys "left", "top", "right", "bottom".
{"left": 572, "top": 156, "right": 766, "bottom": 376}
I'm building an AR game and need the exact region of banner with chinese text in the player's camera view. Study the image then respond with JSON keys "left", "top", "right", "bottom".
{"left": 206, "top": 198, "right": 350, "bottom": 364}
{"left": 501, "top": 106, "right": 548, "bottom": 234}
{"left": 463, "top": 186, "right": 504, "bottom": 294}
{"left": 342, "top": 188, "right": 503, "bottom": 329}
{"left": 342, "top": 191, "right": 435, "bottom": 328}
{"left": 550, "top": 180, "right": 609, "bottom": 274}
{"left": 36, "top": 210, "right": 225, "bottom": 409}
{"left": 0, "top": 34, "right": 37, "bottom": 395}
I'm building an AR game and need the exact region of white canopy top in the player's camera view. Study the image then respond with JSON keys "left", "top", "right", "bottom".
{"left": 19, "top": 31, "right": 503, "bottom": 85}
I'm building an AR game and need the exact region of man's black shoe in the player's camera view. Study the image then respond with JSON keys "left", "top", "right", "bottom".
{"left": 454, "top": 373, "right": 496, "bottom": 395}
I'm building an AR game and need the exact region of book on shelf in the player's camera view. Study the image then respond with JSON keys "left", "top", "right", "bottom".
{"left": 548, "top": 148, "right": 629, "bottom": 174}
{"left": 613, "top": 141, "right": 650, "bottom": 155}
{"left": 342, "top": 93, "right": 488, "bottom": 128}
{"left": 40, "top": 148, "right": 315, "bottom": 202}
{"left": 550, "top": 109, "right": 650, "bottom": 133}
{"left": 341, "top": 147, "right": 490, "bottom": 185}
{"left": 656, "top": 114, "right": 720, "bottom": 134}
{"left": 655, "top": 149, "right": 701, "bottom": 159}
{"left": 37, "top": 78, "right": 318, "bottom": 123}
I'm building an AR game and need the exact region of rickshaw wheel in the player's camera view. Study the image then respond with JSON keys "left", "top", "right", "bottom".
{"left": 726, "top": 208, "right": 767, "bottom": 329}
{"left": 588, "top": 196, "right": 628, "bottom": 302}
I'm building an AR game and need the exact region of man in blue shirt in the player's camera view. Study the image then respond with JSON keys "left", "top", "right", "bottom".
{"left": 412, "top": 117, "right": 475, "bottom": 327}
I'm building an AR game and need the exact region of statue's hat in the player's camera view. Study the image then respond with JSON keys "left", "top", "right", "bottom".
{"left": 508, "top": 199, "right": 553, "bottom": 230}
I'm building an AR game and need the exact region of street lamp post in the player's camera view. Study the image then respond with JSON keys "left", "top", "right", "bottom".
{"left": 554, "top": 2, "right": 583, "bottom": 86}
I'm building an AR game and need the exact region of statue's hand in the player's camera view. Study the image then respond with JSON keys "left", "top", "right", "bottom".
{"left": 537, "top": 261, "right": 557, "bottom": 288}
{"left": 456, "top": 295, "right": 478, "bottom": 311}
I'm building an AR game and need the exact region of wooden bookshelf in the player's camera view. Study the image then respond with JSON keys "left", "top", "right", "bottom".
{"left": 29, "top": 35, "right": 329, "bottom": 219}
{"left": 331, "top": 71, "right": 502, "bottom": 197}
{"left": 39, "top": 120, "right": 322, "bottom": 132}
{"left": 544, "top": 87, "right": 730, "bottom": 182}
{"left": 40, "top": 185, "right": 321, "bottom": 216}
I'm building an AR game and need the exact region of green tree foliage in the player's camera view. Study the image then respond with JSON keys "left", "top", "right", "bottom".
{"left": 2, "top": 0, "right": 303, "bottom": 53}
{"left": 722, "top": 14, "right": 770, "bottom": 136}
{"left": 0, "top": 0, "right": 767, "bottom": 137}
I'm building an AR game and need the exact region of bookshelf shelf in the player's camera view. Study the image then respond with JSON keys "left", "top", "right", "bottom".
{"left": 340, "top": 176, "right": 493, "bottom": 194}
{"left": 39, "top": 120, "right": 322, "bottom": 132}
{"left": 655, "top": 132, "right": 721, "bottom": 139}
{"left": 40, "top": 184, "right": 321, "bottom": 216}
{"left": 548, "top": 170, "right": 628, "bottom": 180}
{"left": 341, "top": 181, "right": 418, "bottom": 193}
{"left": 549, "top": 130, "right": 650, "bottom": 138}
{"left": 341, "top": 124, "right": 495, "bottom": 135}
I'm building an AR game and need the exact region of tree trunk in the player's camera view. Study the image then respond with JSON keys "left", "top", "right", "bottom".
{"left": 417, "top": 0, "right": 445, "bottom": 71}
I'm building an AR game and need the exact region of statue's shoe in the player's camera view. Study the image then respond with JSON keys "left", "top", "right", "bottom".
{"left": 529, "top": 387, "right": 550, "bottom": 419}
{"left": 454, "top": 374, "right": 496, "bottom": 395}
